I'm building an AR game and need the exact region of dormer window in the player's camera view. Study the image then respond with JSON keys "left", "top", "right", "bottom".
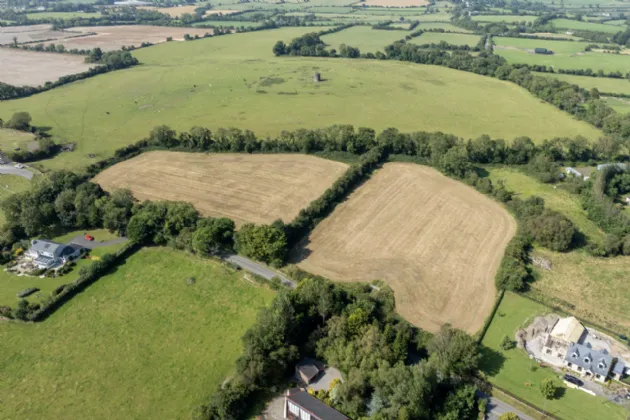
{"left": 572, "top": 352, "right": 579, "bottom": 358}
{"left": 598, "top": 362, "right": 605, "bottom": 369}
{"left": 584, "top": 357, "right": 591, "bottom": 364}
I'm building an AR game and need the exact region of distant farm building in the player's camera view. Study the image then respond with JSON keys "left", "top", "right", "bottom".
{"left": 565, "top": 167, "right": 593, "bottom": 180}
{"left": 534, "top": 48, "right": 552, "bottom": 54}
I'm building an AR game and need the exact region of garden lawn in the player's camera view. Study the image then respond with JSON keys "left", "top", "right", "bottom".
{"left": 487, "top": 167, "right": 605, "bottom": 243}
{"left": 535, "top": 72, "right": 630, "bottom": 95}
{"left": 0, "top": 247, "right": 275, "bottom": 419}
{"left": 411, "top": 31, "right": 481, "bottom": 46}
{"left": 0, "top": 128, "right": 36, "bottom": 152}
{"left": 551, "top": 18, "right": 623, "bottom": 34}
{"left": 494, "top": 37, "right": 630, "bottom": 73}
{"left": 0, "top": 27, "right": 602, "bottom": 172}
{"left": 321, "top": 25, "right": 407, "bottom": 52}
{"left": 481, "top": 292, "right": 626, "bottom": 420}
{"left": 0, "top": 229, "right": 125, "bottom": 307}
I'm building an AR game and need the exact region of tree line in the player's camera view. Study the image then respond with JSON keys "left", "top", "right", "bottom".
{"left": 0, "top": 112, "right": 60, "bottom": 163}
{"left": 201, "top": 275, "right": 484, "bottom": 419}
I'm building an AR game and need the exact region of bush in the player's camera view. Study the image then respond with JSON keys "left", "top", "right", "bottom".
{"left": 495, "top": 233, "right": 531, "bottom": 292}
{"left": 499, "top": 413, "right": 520, "bottom": 420}
{"left": 500, "top": 335, "right": 515, "bottom": 350}
{"left": 16, "top": 287, "right": 39, "bottom": 298}
{"left": 539, "top": 378, "right": 556, "bottom": 399}
{"left": 524, "top": 210, "right": 575, "bottom": 252}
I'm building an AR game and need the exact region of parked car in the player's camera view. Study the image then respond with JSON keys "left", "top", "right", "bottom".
{"left": 563, "top": 374, "right": 584, "bottom": 387}
{"left": 85, "top": 235, "right": 94, "bottom": 241}
{"left": 14, "top": 163, "right": 24, "bottom": 169}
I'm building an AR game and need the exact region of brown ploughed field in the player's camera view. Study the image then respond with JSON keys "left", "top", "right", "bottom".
{"left": 0, "top": 48, "right": 92, "bottom": 86}
{"left": 93, "top": 151, "right": 348, "bottom": 226}
{"left": 295, "top": 162, "right": 516, "bottom": 333}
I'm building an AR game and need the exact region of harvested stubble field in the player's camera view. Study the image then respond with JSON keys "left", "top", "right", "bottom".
{"left": 0, "top": 24, "right": 79, "bottom": 45}
{"left": 295, "top": 162, "right": 516, "bottom": 333}
{"left": 0, "top": 48, "right": 92, "bottom": 86}
{"left": 356, "top": 0, "right": 430, "bottom": 6}
{"left": 93, "top": 151, "right": 348, "bottom": 226}
{"left": 58, "top": 25, "right": 213, "bottom": 51}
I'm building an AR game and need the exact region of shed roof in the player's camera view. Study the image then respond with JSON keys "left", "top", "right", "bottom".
{"left": 551, "top": 316, "right": 585, "bottom": 344}
{"left": 296, "top": 358, "right": 324, "bottom": 382}
{"left": 565, "top": 343, "right": 613, "bottom": 377}
{"left": 287, "top": 389, "right": 349, "bottom": 420}
{"left": 613, "top": 360, "right": 626, "bottom": 375}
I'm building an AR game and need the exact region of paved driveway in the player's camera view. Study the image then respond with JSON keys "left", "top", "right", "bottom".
{"left": 69, "top": 235, "right": 127, "bottom": 250}
{"left": 0, "top": 164, "right": 35, "bottom": 180}
{"left": 224, "top": 254, "right": 296, "bottom": 288}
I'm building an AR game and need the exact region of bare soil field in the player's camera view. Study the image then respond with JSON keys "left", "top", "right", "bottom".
{"left": 0, "top": 24, "right": 82, "bottom": 45}
{"left": 355, "top": 0, "right": 430, "bottom": 6}
{"left": 0, "top": 48, "right": 92, "bottom": 86}
{"left": 139, "top": 6, "right": 238, "bottom": 17}
{"left": 93, "top": 151, "right": 348, "bottom": 226}
{"left": 295, "top": 163, "right": 516, "bottom": 333}
{"left": 58, "top": 26, "right": 213, "bottom": 51}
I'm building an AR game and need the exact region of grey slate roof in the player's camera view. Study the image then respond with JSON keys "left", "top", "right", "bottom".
{"left": 30, "top": 240, "right": 67, "bottom": 258}
{"left": 565, "top": 343, "right": 613, "bottom": 377}
{"left": 287, "top": 389, "right": 348, "bottom": 420}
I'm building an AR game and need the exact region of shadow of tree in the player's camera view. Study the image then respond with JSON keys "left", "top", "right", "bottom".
{"left": 479, "top": 345, "right": 506, "bottom": 377}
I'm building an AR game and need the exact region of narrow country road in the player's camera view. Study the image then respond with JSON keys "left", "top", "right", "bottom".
{"left": 486, "top": 395, "right": 535, "bottom": 420}
{"left": 0, "top": 164, "right": 35, "bottom": 180}
{"left": 224, "top": 254, "right": 296, "bottom": 288}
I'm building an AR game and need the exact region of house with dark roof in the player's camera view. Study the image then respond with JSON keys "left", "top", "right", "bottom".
{"left": 296, "top": 358, "right": 325, "bottom": 385}
{"left": 613, "top": 360, "right": 627, "bottom": 381}
{"left": 284, "top": 389, "right": 349, "bottom": 420}
{"left": 26, "top": 240, "right": 82, "bottom": 269}
{"left": 564, "top": 343, "right": 613, "bottom": 383}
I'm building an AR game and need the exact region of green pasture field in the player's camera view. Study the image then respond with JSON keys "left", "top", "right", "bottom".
{"left": 604, "top": 96, "right": 630, "bottom": 113}
{"left": 481, "top": 292, "right": 626, "bottom": 420}
{"left": 486, "top": 167, "right": 605, "bottom": 243}
{"left": 411, "top": 31, "right": 481, "bottom": 46}
{"left": 414, "top": 22, "right": 473, "bottom": 32}
{"left": 0, "top": 174, "right": 32, "bottom": 225}
{"left": 0, "top": 247, "right": 275, "bottom": 419}
{"left": 605, "top": 19, "right": 628, "bottom": 26}
{"left": 528, "top": 249, "right": 630, "bottom": 335}
{"left": 0, "top": 228, "right": 125, "bottom": 307}
{"left": 535, "top": 72, "right": 630, "bottom": 95}
{"left": 0, "top": 128, "right": 36, "bottom": 152}
{"left": 0, "top": 27, "right": 602, "bottom": 172}
{"left": 471, "top": 14, "right": 538, "bottom": 23}
{"left": 389, "top": 22, "right": 412, "bottom": 29}
{"left": 551, "top": 18, "right": 623, "bottom": 34}
{"left": 25, "top": 11, "right": 102, "bottom": 20}
{"left": 354, "top": 6, "right": 429, "bottom": 13}
{"left": 321, "top": 25, "right": 407, "bottom": 51}
{"left": 305, "top": 6, "right": 355, "bottom": 12}
{"left": 494, "top": 37, "right": 630, "bottom": 73}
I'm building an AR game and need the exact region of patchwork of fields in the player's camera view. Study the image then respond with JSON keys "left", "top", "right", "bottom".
{"left": 0, "top": 247, "right": 275, "bottom": 419}
{"left": 295, "top": 163, "right": 516, "bottom": 333}
{"left": 94, "top": 152, "right": 348, "bottom": 226}
{"left": 0, "top": 28, "right": 602, "bottom": 171}
{"left": 321, "top": 25, "right": 407, "bottom": 52}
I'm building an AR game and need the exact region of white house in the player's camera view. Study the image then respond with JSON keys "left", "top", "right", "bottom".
{"left": 26, "top": 240, "right": 82, "bottom": 269}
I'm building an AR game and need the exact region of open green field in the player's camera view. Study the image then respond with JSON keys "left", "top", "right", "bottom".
{"left": 471, "top": 14, "right": 538, "bottom": 23}
{"left": 0, "top": 247, "right": 275, "bottom": 419}
{"left": 0, "top": 228, "right": 125, "bottom": 307}
{"left": 535, "top": 72, "right": 630, "bottom": 95}
{"left": 605, "top": 19, "right": 629, "bottom": 26}
{"left": 494, "top": 37, "right": 630, "bottom": 73}
{"left": 528, "top": 249, "right": 630, "bottom": 335}
{"left": 25, "top": 11, "right": 102, "bottom": 20}
{"left": 551, "top": 18, "right": 624, "bottom": 33}
{"left": 411, "top": 31, "right": 481, "bottom": 46}
{"left": 0, "top": 128, "right": 35, "bottom": 153}
{"left": 481, "top": 292, "right": 626, "bottom": 420}
{"left": 194, "top": 19, "right": 262, "bottom": 27}
{"left": 604, "top": 96, "right": 630, "bottom": 113}
{"left": 487, "top": 167, "right": 605, "bottom": 243}
{"left": 0, "top": 27, "right": 602, "bottom": 172}
{"left": 321, "top": 25, "right": 406, "bottom": 52}
{"left": 414, "top": 22, "right": 473, "bottom": 32}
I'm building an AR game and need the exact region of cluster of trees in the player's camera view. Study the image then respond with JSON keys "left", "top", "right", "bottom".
{"left": 0, "top": 51, "right": 138, "bottom": 101}
{"left": 581, "top": 166, "right": 630, "bottom": 256}
{"left": 0, "top": 112, "right": 60, "bottom": 163}
{"left": 272, "top": 25, "right": 355, "bottom": 57}
{"left": 202, "top": 276, "right": 484, "bottom": 419}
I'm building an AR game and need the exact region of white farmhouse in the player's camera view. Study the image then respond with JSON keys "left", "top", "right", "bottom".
{"left": 26, "top": 240, "right": 82, "bottom": 269}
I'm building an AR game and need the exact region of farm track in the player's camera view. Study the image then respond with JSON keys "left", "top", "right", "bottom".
{"left": 295, "top": 163, "right": 517, "bottom": 333}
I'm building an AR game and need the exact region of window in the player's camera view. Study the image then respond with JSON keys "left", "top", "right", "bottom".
{"left": 596, "top": 374, "right": 601, "bottom": 379}
{"left": 584, "top": 357, "right": 591, "bottom": 364}
{"left": 568, "top": 362, "right": 572, "bottom": 367}
{"left": 546, "top": 349, "right": 552, "bottom": 354}
{"left": 577, "top": 366, "right": 582, "bottom": 372}
{"left": 288, "top": 402, "right": 300, "bottom": 416}
{"left": 299, "top": 409, "right": 311, "bottom": 420}
{"left": 598, "top": 363, "right": 605, "bottom": 370}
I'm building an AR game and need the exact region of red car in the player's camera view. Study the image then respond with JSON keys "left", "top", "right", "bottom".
{"left": 85, "top": 235, "right": 94, "bottom": 241}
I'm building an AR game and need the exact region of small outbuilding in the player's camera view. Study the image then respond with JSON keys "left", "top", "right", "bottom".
{"left": 296, "top": 358, "right": 325, "bottom": 385}
{"left": 534, "top": 47, "right": 551, "bottom": 54}
{"left": 613, "top": 360, "right": 626, "bottom": 381}
{"left": 313, "top": 72, "right": 321, "bottom": 82}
